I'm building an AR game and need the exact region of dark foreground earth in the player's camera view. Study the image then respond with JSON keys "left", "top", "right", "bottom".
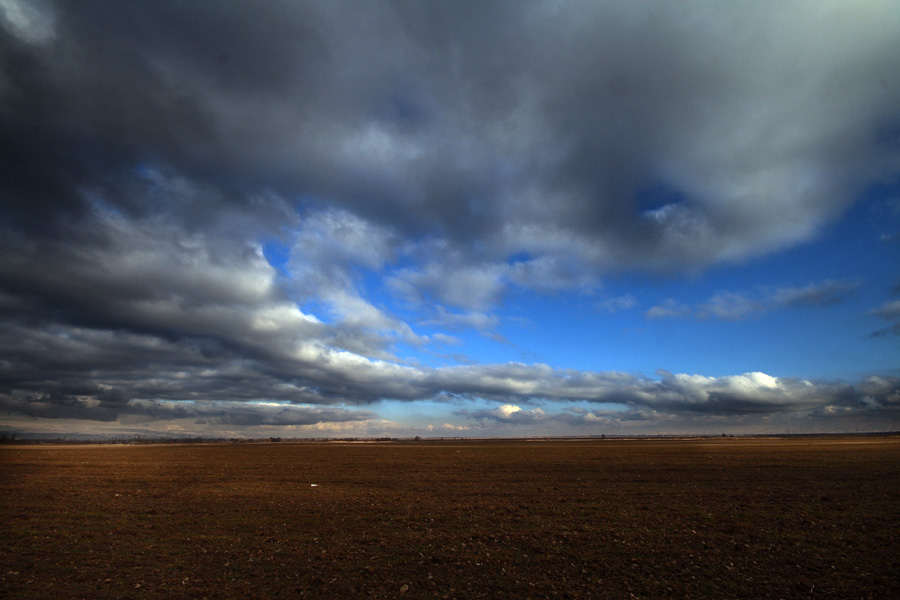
{"left": 2, "top": 437, "right": 898, "bottom": 599}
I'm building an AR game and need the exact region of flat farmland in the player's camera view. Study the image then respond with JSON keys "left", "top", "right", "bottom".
{"left": 2, "top": 437, "right": 898, "bottom": 599}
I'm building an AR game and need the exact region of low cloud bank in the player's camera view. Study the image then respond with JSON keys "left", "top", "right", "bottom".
{"left": 3, "top": 350, "right": 897, "bottom": 434}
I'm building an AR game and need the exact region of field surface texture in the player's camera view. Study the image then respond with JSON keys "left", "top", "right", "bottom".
{"left": 2, "top": 437, "right": 898, "bottom": 599}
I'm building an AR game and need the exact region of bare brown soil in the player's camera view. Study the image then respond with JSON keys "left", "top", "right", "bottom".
{"left": 2, "top": 437, "right": 898, "bottom": 599}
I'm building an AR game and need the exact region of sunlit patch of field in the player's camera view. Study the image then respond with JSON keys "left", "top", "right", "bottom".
{"left": 2, "top": 437, "right": 898, "bottom": 599}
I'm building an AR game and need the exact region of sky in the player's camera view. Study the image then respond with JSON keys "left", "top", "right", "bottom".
{"left": 1, "top": 0, "right": 899, "bottom": 439}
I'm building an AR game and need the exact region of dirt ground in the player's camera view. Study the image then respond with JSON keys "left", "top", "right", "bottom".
{"left": 2, "top": 437, "right": 898, "bottom": 599}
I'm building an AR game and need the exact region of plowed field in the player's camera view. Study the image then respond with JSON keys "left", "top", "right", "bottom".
{"left": 2, "top": 437, "right": 898, "bottom": 599}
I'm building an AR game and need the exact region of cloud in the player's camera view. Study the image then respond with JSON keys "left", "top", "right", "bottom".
{"left": 449, "top": 371, "right": 899, "bottom": 432}
{"left": 646, "top": 299, "right": 692, "bottom": 319}
{"left": 2, "top": 307, "right": 897, "bottom": 430}
{"left": 176, "top": 402, "right": 378, "bottom": 428}
{"left": 418, "top": 306, "right": 500, "bottom": 332}
{"left": 0, "top": 214, "right": 326, "bottom": 354}
{"left": 870, "top": 299, "right": 900, "bottom": 321}
{"left": 871, "top": 197, "right": 900, "bottom": 242}
{"left": 697, "top": 292, "right": 764, "bottom": 321}
{"left": 457, "top": 403, "right": 547, "bottom": 424}
{"left": 430, "top": 333, "right": 461, "bottom": 346}
{"left": 290, "top": 208, "right": 397, "bottom": 282}
{"left": 650, "top": 280, "right": 860, "bottom": 321}
{"left": 428, "top": 366, "right": 900, "bottom": 426}
{"left": 0, "top": 0, "right": 56, "bottom": 45}
{"left": 390, "top": 252, "right": 508, "bottom": 312}
{"left": 1, "top": 2, "right": 899, "bottom": 435}
{"left": 770, "top": 281, "right": 860, "bottom": 308}
{"left": 4, "top": 1, "right": 898, "bottom": 288}
{"left": 507, "top": 254, "right": 599, "bottom": 292}
{"left": 438, "top": 423, "right": 471, "bottom": 432}
{"left": 281, "top": 208, "right": 432, "bottom": 357}
{"left": 1, "top": 391, "right": 376, "bottom": 428}
{"left": 869, "top": 299, "right": 900, "bottom": 337}
{"left": 597, "top": 294, "right": 637, "bottom": 313}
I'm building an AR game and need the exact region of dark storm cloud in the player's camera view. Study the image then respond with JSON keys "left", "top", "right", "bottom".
{"left": 2, "top": 389, "right": 123, "bottom": 422}
{"left": 1, "top": 390, "right": 376, "bottom": 427}
{"left": 2, "top": 1, "right": 899, "bottom": 432}
{"left": 4, "top": 1, "right": 898, "bottom": 263}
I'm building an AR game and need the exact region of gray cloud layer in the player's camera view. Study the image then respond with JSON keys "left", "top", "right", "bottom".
{"left": 2, "top": 1, "right": 899, "bottom": 433}
{"left": 5, "top": 2, "right": 899, "bottom": 262}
